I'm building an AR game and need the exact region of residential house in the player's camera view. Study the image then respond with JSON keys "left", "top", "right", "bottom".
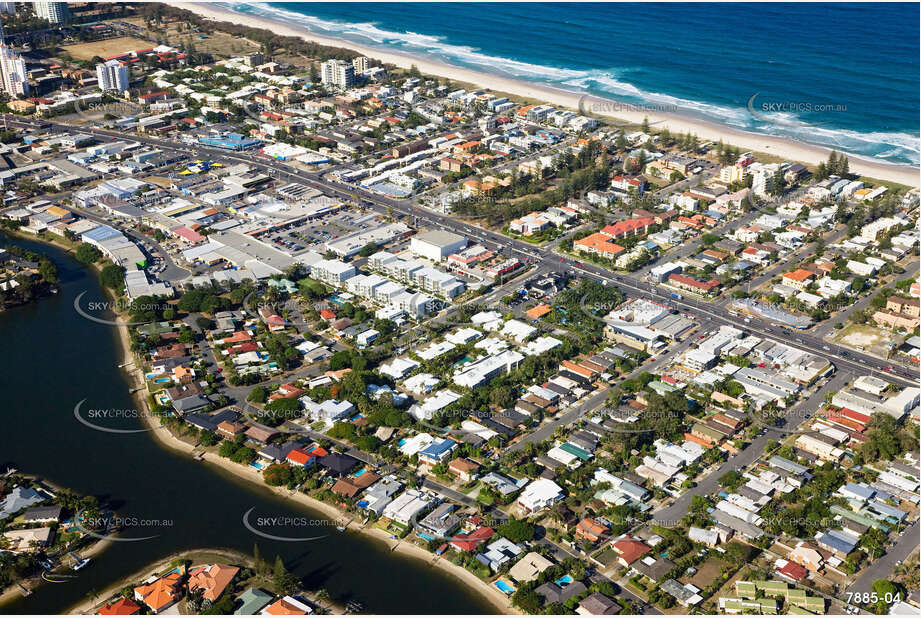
{"left": 133, "top": 571, "right": 183, "bottom": 614}
{"left": 188, "top": 563, "right": 240, "bottom": 602}
{"left": 611, "top": 537, "right": 651, "bottom": 567}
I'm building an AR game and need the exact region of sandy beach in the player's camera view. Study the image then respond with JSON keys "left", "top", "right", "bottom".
{"left": 179, "top": 2, "right": 919, "bottom": 188}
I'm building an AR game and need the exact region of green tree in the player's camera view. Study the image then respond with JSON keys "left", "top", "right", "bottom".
{"left": 100, "top": 264, "right": 125, "bottom": 291}
{"left": 497, "top": 517, "right": 535, "bottom": 543}
{"left": 247, "top": 386, "right": 267, "bottom": 404}
{"left": 75, "top": 243, "right": 102, "bottom": 264}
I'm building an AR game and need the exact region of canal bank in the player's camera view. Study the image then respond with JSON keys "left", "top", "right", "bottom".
{"left": 0, "top": 234, "right": 501, "bottom": 615}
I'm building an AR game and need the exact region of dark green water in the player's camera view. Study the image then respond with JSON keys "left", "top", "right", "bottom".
{"left": 0, "top": 235, "right": 497, "bottom": 614}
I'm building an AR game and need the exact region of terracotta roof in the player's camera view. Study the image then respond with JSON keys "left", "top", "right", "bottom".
{"left": 98, "top": 597, "right": 141, "bottom": 615}
{"left": 783, "top": 268, "right": 815, "bottom": 282}
{"left": 777, "top": 560, "right": 808, "bottom": 581}
{"left": 188, "top": 563, "right": 240, "bottom": 601}
{"left": 261, "top": 597, "right": 310, "bottom": 615}
{"left": 449, "top": 457, "right": 480, "bottom": 473}
{"left": 450, "top": 526, "right": 495, "bottom": 551}
{"left": 574, "top": 232, "right": 625, "bottom": 256}
{"left": 133, "top": 572, "right": 181, "bottom": 612}
{"left": 331, "top": 478, "right": 362, "bottom": 498}
{"left": 286, "top": 449, "right": 314, "bottom": 466}
{"left": 601, "top": 217, "right": 655, "bottom": 237}
{"left": 611, "top": 538, "right": 651, "bottom": 564}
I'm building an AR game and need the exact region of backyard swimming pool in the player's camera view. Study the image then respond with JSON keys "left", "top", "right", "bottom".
{"left": 494, "top": 580, "right": 515, "bottom": 594}
{"left": 555, "top": 575, "right": 574, "bottom": 586}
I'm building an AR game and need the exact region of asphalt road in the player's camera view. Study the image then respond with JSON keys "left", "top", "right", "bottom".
{"left": 846, "top": 520, "right": 919, "bottom": 596}
{"left": 651, "top": 371, "right": 851, "bottom": 525}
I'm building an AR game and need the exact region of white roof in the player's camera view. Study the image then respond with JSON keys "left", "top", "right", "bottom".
{"left": 379, "top": 357, "right": 419, "bottom": 379}
{"left": 501, "top": 319, "right": 536, "bottom": 342}
{"left": 445, "top": 327, "right": 482, "bottom": 345}
{"left": 518, "top": 478, "right": 563, "bottom": 509}
{"left": 399, "top": 433, "right": 435, "bottom": 456}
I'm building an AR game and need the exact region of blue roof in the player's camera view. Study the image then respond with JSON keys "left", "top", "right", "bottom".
{"left": 841, "top": 482, "right": 875, "bottom": 500}
{"left": 83, "top": 224, "right": 121, "bottom": 241}
{"left": 819, "top": 531, "right": 856, "bottom": 554}
{"left": 870, "top": 500, "right": 906, "bottom": 521}
{"left": 420, "top": 438, "right": 457, "bottom": 459}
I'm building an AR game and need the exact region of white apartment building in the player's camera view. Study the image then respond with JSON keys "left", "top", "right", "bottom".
{"left": 96, "top": 59, "right": 129, "bottom": 92}
{"left": 0, "top": 44, "right": 28, "bottom": 96}
{"left": 311, "top": 259, "right": 356, "bottom": 285}
{"left": 321, "top": 60, "right": 355, "bottom": 89}
{"left": 410, "top": 230, "right": 466, "bottom": 262}
{"left": 35, "top": 1, "right": 69, "bottom": 23}
{"left": 352, "top": 56, "right": 371, "bottom": 73}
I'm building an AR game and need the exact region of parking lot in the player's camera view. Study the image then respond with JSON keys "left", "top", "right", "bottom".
{"left": 251, "top": 209, "right": 383, "bottom": 257}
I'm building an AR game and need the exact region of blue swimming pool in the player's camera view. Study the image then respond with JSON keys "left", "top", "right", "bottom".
{"left": 354, "top": 467, "right": 367, "bottom": 477}
{"left": 494, "top": 580, "right": 515, "bottom": 594}
{"left": 154, "top": 377, "right": 171, "bottom": 384}
{"left": 555, "top": 575, "right": 574, "bottom": 587}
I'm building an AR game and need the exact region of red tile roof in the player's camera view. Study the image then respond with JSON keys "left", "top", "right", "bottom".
{"left": 450, "top": 526, "right": 495, "bottom": 551}
{"left": 287, "top": 449, "right": 314, "bottom": 466}
{"left": 600, "top": 217, "right": 655, "bottom": 238}
{"left": 839, "top": 407, "right": 871, "bottom": 425}
{"left": 777, "top": 560, "right": 808, "bottom": 581}
{"left": 611, "top": 538, "right": 651, "bottom": 564}
{"left": 668, "top": 273, "right": 721, "bottom": 293}
{"left": 98, "top": 597, "right": 141, "bottom": 615}
{"left": 574, "top": 232, "right": 625, "bottom": 256}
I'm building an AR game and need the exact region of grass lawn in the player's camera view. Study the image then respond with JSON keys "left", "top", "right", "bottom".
{"left": 592, "top": 547, "right": 620, "bottom": 569}
{"left": 681, "top": 556, "right": 726, "bottom": 591}
{"left": 58, "top": 37, "right": 154, "bottom": 60}
{"left": 460, "top": 481, "right": 481, "bottom": 495}
{"left": 830, "top": 322, "right": 893, "bottom": 358}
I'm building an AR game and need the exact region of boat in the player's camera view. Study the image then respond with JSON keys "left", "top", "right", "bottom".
{"left": 69, "top": 552, "right": 90, "bottom": 571}
{"left": 345, "top": 600, "right": 363, "bottom": 614}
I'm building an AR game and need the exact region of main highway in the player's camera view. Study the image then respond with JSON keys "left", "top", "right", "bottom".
{"left": 6, "top": 115, "right": 917, "bottom": 387}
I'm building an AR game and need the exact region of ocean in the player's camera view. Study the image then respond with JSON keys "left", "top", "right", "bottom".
{"left": 218, "top": 2, "right": 920, "bottom": 166}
